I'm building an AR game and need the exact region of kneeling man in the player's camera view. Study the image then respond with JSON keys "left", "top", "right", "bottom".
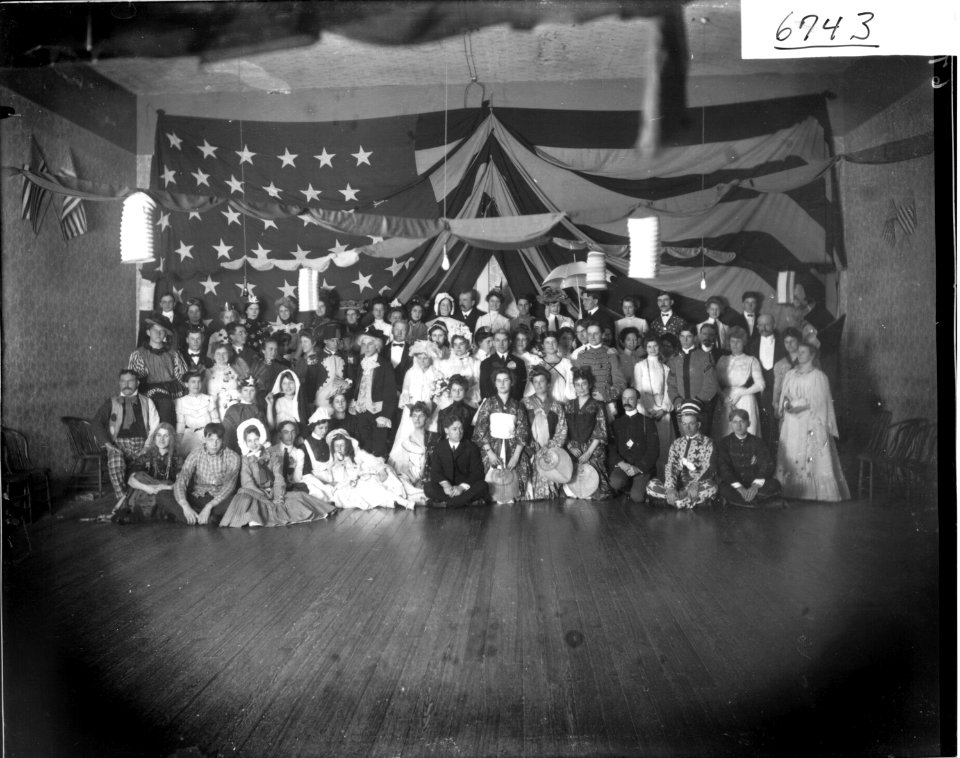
{"left": 157, "top": 423, "right": 240, "bottom": 525}
{"left": 646, "top": 400, "right": 719, "bottom": 509}
{"left": 608, "top": 388, "right": 659, "bottom": 503}
{"left": 424, "top": 417, "right": 489, "bottom": 508}
{"left": 717, "top": 409, "right": 785, "bottom": 507}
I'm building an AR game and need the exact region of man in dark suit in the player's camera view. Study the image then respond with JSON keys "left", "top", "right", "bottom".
{"left": 454, "top": 288, "right": 484, "bottom": 334}
{"left": 579, "top": 288, "right": 618, "bottom": 335}
{"left": 424, "top": 417, "right": 489, "bottom": 507}
{"left": 479, "top": 329, "right": 526, "bottom": 400}
{"left": 727, "top": 291, "right": 763, "bottom": 353}
{"left": 717, "top": 409, "right": 784, "bottom": 507}
{"left": 697, "top": 322, "right": 727, "bottom": 366}
{"left": 387, "top": 319, "right": 413, "bottom": 387}
{"left": 667, "top": 325, "right": 720, "bottom": 437}
{"left": 608, "top": 388, "right": 660, "bottom": 503}
{"left": 180, "top": 326, "right": 213, "bottom": 373}
{"left": 648, "top": 291, "right": 688, "bottom": 338}
{"left": 753, "top": 314, "right": 784, "bottom": 445}
{"left": 348, "top": 327, "right": 397, "bottom": 458}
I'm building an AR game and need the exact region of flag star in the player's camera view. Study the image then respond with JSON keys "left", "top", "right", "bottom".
{"left": 225, "top": 175, "right": 244, "bottom": 194}
{"left": 188, "top": 210, "right": 202, "bottom": 221}
{"left": 222, "top": 207, "right": 241, "bottom": 226}
{"left": 328, "top": 239, "right": 350, "bottom": 255}
{"left": 166, "top": 132, "right": 182, "bottom": 150}
{"left": 212, "top": 239, "right": 233, "bottom": 259}
{"left": 301, "top": 184, "right": 322, "bottom": 202}
{"left": 191, "top": 168, "right": 210, "bottom": 187}
{"left": 321, "top": 278, "right": 333, "bottom": 290}
{"left": 368, "top": 235, "right": 385, "bottom": 244}
{"left": 386, "top": 258, "right": 406, "bottom": 277}
{"left": 235, "top": 281, "right": 257, "bottom": 296}
{"left": 277, "top": 148, "right": 298, "bottom": 168}
{"left": 175, "top": 241, "right": 194, "bottom": 261}
{"left": 199, "top": 275, "right": 220, "bottom": 295}
{"left": 161, "top": 166, "right": 176, "bottom": 186}
{"left": 351, "top": 145, "right": 373, "bottom": 166}
{"left": 278, "top": 279, "right": 298, "bottom": 299}
{"left": 235, "top": 144, "right": 256, "bottom": 165}
{"left": 338, "top": 183, "right": 359, "bottom": 201}
{"left": 263, "top": 182, "right": 282, "bottom": 199}
{"left": 156, "top": 212, "right": 171, "bottom": 232}
{"left": 262, "top": 219, "right": 278, "bottom": 231}
{"left": 172, "top": 286, "right": 184, "bottom": 302}
{"left": 198, "top": 139, "right": 218, "bottom": 159}
{"left": 314, "top": 148, "right": 335, "bottom": 168}
{"left": 290, "top": 245, "right": 311, "bottom": 264}
{"left": 352, "top": 271, "right": 373, "bottom": 293}
{"left": 250, "top": 243, "right": 271, "bottom": 259}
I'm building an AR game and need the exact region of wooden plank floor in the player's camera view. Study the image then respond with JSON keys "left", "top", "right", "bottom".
{"left": 3, "top": 495, "right": 945, "bottom": 757}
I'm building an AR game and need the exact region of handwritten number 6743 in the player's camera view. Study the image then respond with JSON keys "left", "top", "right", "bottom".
{"left": 775, "top": 10, "right": 874, "bottom": 43}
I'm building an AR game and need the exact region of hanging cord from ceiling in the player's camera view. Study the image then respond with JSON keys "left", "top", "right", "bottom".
{"left": 462, "top": 30, "right": 486, "bottom": 109}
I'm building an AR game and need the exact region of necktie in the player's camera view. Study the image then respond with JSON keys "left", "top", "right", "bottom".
{"left": 682, "top": 350, "right": 692, "bottom": 398}
{"left": 121, "top": 397, "right": 135, "bottom": 430}
{"left": 450, "top": 443, "right": 458, "bottom": 452}
{"left": 283, "top": 448, "right": 293, "bottom": 480}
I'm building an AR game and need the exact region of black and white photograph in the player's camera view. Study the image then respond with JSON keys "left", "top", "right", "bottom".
{"left": 0, "top": 1, "right": 953, "bottom": 755}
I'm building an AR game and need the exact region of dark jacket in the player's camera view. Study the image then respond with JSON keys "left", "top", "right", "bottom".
{"left": 429, "top": 437, "right": 485, "bottom": 489}
{"left": 349, "top": 354, "right": 398, "bottom": 419}
{"left": 453, "top": 307, "right": 484, "bottom": 333}
{"left": 608, "top": 411, "right": 660, "bottom": 474}
{"left": 717, "top": 432, "right": 776, "bottom": 486}
{"left": 667, "top": 348, "right": 720, "bottom": 405}
{"left": 479, "top": 352, "right": 527, "bottom": 401}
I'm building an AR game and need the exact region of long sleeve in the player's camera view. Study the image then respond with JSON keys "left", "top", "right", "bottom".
{"left": 175, "top": 399, "right": 186, "bottom": 435}
{"left": 92, "top": 398, "right": 115, "bottom": 445}
{"left": 174, "top": 449, "right": 199, "bottom": 505}
{"left": 549, "top": 402, "right": 568, "bottom": 449}
{"left": 638, "top": 417, "right": 660, "bottom": 474}
{"left": 745, "top": 357, "right": 765, "bottom": 394}
{"left": 172, "top": 350, "right": 188, "bottom": 381}
{"left": 717, "top": 440, "right": 738, "bottom": 485}
{"left": 208, "top": 453, "right": 241, "bottom": 509}
{"left": 239, "top": 456, "right": 257, "bottom": 490}
{"left": 664, "top": 441, "right": 680, "bottom": 490}
{"left": 128, "top": 350, "right": 148, "bottom": 378}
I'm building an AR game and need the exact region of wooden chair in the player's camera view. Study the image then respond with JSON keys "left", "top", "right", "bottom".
{"left": 901, "top": 421, "right": 938, "bottom": 501}
{"left": 856, "top": 409, "right": 892, "bottom": 501}
{"left": 61, "top": 417, "right": 108, "bottom": 497}
{"left": 881, "top": 418, "right": 929, "bottom": 499}
{"left": 2, "top": 427, "right": 53, "bottom": 520}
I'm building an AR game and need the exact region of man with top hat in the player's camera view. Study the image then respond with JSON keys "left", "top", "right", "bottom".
{"left": 128, "top": 313, "right": 187, "bottom": 424}
{"left": 646, "top": 400, "right": 719, "bottom": 509}
{"left": 474, "top": 288, "right": 511, "bottom": 336}
{"left": 222, "top": 376, "right": 266, "bottom": 454}
{"left": 479, "top": 329, "right": 527, "bottom": 401}
{"left": 649, "top": 291, "right": 689, "bottom": 339}
{"left": 538, "top": 287, "right": 576, "bottom": 334}
{"left": 349, "top": 326, "right": 397, "bottom": 458}
{"left": 93, "top": 369, "right": 161, "bottom": 502}
{"left": 424, "top": 416, "right": 488, "bottom": 508}
{"left": 579, "top": 288, "right": 617, "bottom": 336}
{"left": 454, "top": 288, "right": 484, "bottom": 334}
{"left": 180, "top": 326, "right": 213, "bottom": 373}
{"left": 717, "top": 408, "right": 785, "bottom": 508}
{"left": 608, "top": 387, "right": 660, "bottom": 504}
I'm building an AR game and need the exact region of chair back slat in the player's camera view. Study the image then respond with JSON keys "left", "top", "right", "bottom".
{"left": 2, "top": 427, "right": 31, "bottom": 473}
{"left": 61, "top": 417, "right": 101, "bottom": 456}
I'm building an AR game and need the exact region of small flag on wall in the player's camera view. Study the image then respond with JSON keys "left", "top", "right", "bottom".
{"left": 19, "top": 135, "right": 52, "bottom": 235}
{"left": 881, "top": 196, "right": 918, "bottom": 247}
{"left": 58, "top": 150, "right": 88, "bottom": 241}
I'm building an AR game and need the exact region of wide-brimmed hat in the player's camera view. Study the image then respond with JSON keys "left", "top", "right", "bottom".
{"left": 536, "top": 447, "right": 574, "bottom": 484}
{"left": 144, "top": 313, "right": 175, "bottom": 336}
{"left": 563, "top": 463, "right": 600, "bottom": 499}
{"left": 409, "top": 340, "right": 441, "bottom": 360}
{"left": 537, "top": 287, "right": 571, "bottom": 305}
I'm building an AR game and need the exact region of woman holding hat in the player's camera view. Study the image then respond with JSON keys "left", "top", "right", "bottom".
{"left": 271, "top": 295, "right": 303, "bottom": 362}
{"left": 522, "top": 365, "right": 569, "bottom": 500}
{"left": 316, "top": 428, "right": 412, "bottom": 509}
{"left": 390, "top": 341, "right": 444, "bottom": 461}
{"left": 219, "top": 419, "right": 334, "bottom": 528}
{"left": 564, "top": 366, "right": 612, "bottom": 500}
{"left": 473, "top": 367, "right": 531, "bottom": 502}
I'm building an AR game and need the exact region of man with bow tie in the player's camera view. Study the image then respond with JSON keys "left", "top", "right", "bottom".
{"left": 388, "top": 319, "right": 413, "bottom": 387}
{"left": 128, "top": 313, "right": 187, "bottom": 425}
{"left": 424, "top": 417, "right": 488, "bottom": 508}
{"left": 648, "top": 291, "right": 689, "bottom": 339}
{"left": 92, "top": 369, "right": 160, "bottom": 502}
{"left": 180, "top": 327, "right": 213, "bottom": 373}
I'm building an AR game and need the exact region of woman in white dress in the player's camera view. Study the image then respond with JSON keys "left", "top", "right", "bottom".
{"left": 266, "top": 369, "right": 305, "bottom": 434}
{"left": 390, "top": 341, "right": 444, "bottom": 454}
{"left": 512, "top": 330, "right": 543, "bottom": 371}
{"left": 633, "top": 335, "right": 673, "bottom": 479}
{"left": 205, "top": 344, "right": 249, "bottom": 420}
{"left": 317, "top": 429, "right": 411, "bottom": 509}
{"left": 525, "top": 332, "right": 575, "bottom": 403}
{"left": 388, "top": 401, "right": 432, "bottom": 505}
{"left": 175, "top": 371, "right": 220, "bottom": 456}
{"left": 438, "top": 333, "right": 481, "bottom": 407}
{"left": 427, "top": 292, "right": 469, "bottom": 341}
{"left": 775, "top": 343, "right": 850, "bottom": 501}
{"left": 714, "top": 326, "right": 765, "bottom": 438}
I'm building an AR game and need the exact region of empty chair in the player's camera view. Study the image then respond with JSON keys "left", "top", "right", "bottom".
{"left": 2, "top": 427, "right": 53, "bottom": 520}
{"left": 856, "top": 409, "right": 892, "bottom": 501}
{"left": 61, "top": 417, "right": 108, "bottom": 498}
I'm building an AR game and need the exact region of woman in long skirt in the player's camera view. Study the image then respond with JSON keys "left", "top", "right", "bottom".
{"left": 522, "top": 365, "right": 569, "bottom": 500}
{"left": 564, "top": 366, "right": 612, "bottom": 500}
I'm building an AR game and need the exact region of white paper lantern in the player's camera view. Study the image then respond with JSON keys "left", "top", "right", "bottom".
{"left": 298, "top": 268, "right": 319, "bottom": 312}
{"left": 585, "top": 250, "right": 607, "bottom": 290}
{"left": 777, "top": 271, "right": 796, "bottom": 304}
{"left": 628, "top": 217, "right": 660, "bottom": 279}
{"left": 120, "top": 192, "right": 157, "bottom": 263}
{"left": 137, "top": 278, "right": 157, "bottom": 311}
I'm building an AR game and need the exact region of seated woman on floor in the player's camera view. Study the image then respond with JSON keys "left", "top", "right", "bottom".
{"left": 388, "top": 401, "right": 433, "bottom": 506}
{"left": 219, "top": 419, "right": 334, "bottom": 528}
{"left": 315, "top": 429, "right": 412, "bottom": 510}
{"left": 563, "top": 366, "right": 612, "bottom": 500}
{"left": 112, "top": 422, "right": 181, "bottom": 524}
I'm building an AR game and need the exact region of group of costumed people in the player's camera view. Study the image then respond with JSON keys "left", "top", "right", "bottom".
{"left": 107, "top": 281, "right": 847, "bottom": 526}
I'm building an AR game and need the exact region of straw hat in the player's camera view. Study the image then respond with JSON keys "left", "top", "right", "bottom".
{"left": 536, "top": 447, "right": 574, "bottom": 484}
{"left": 563, "top": 463, "right": 600, "bottom": 499}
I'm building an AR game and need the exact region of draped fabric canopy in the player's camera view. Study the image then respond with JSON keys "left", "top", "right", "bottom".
{"left": 8, "top": 94, "right": 931, "bottom": 321}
